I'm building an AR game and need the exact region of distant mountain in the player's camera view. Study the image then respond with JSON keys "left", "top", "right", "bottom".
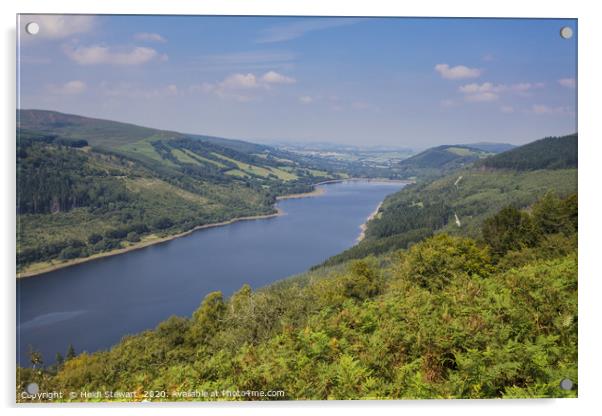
{"left": 461, "top": 142, "right": 516, "bottom": 153}
{"left": 477, "top": 134, "right": 577, "bottom": 171}
{"left": 397, "top": 145, "right": 493, "bottom": 178}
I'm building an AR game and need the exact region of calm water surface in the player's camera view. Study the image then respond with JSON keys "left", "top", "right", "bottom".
{"left": 17, "top": 181, "right": 405, "bottom": 365}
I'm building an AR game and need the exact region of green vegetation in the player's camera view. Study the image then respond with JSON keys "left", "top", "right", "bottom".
{"left": 396, "top": 145, "right": 494, "bottom": 179}
{"left": 16, "top": 110, "right": 356, "bottom": 273}
{"left": 323, "top": 134, "right": 578, "bottom": 267}
{"left": 16, "top": 128, "right": 578, "bottom": 400}
{"left": 476, "top": 134, "right": 577, "bottom": 171}
{"left": 17, "top": 193, "right": 577, "bottom": 401}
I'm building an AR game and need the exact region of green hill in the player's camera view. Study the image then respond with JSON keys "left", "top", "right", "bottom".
{"left": 397, "top": 145, "right": 493, "bottom": 178}
{"left": 477, "top": 134, "right": 577, "bottom": 171}
{"left": 460, "top": 142, "right": 516, "bottom": 153}
{"left": 16, "top": 110, "right": 349, "bottom": 274}
{"left": 321, "top": 134, "right": 578, "bottom": 267}
{"left": 18, "top": 109, "right": 181, "bottom": 149}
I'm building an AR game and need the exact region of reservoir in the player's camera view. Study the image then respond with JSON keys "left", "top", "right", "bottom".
{"left": 16, "top": 180, "right": 405, "bottom": 366}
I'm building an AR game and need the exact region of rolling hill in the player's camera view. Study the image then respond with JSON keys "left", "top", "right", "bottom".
{"left": 16, "top": 109, "right": 349, "bottom": 275}
{"left": 322, "top": 134, "right": 578, "bottom": 266}
{"left": 460, "top": 142, "right": 516, "bottom": 153}
{"left": 476, "top": 134, "right": 577, "bottom": 171}
{"left": 396, "top": 144, "right": 494, "bottom": 178}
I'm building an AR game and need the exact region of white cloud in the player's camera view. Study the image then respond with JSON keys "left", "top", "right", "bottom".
{"left": 458, "top": 82, "right": 506, "bottom": 94}
{"left": 133, "top": 32, "right": 167, "bottom": 43}
{"left": 511, "top": 82, "right": 544, "bottom": 92}
{"left": 299, "top": 95, "right": 314, "bottom": 104}
{"left": 221, "top": 73, "right": 260, "bottom": 89}
{"left": 500, "top": 105, "right": 515, "bottom": 113}
{"left": 262, "top": 71, "right": 296, "bottom": 84}
{"left": 558, "top": 78, "right": 576, "bottom": 88}
{"left": 457, "top": 81, "right": 543, "bottom": 102}
{"left": 22, "top": 15, "right": 96, "bottom": 39}
{"left": 198, "top": 71, "right": 296, "bottom": 102}
{"left": 435, "top": 64, "right": 481, "bottom": 80}
{"left": 63, "top": 44, "right": 166, "bottom": 66}
{"left": 465, "top": 92, "right": 499, "bottom": 102}
{"left": 458, "top": 82, "right": 505, "bottom": 102}
{"left": 257, "top": 18, "right": 363, "bottom": 43}
{"left": 46, "top": 80, "right": 86, "bottom": 95}
{"left": 509, "top": 82, "right": 545, "bottom": 96}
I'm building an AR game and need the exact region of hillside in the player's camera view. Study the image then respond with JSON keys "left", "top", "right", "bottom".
{"left": 397, "top": 145, "right": 493, "bottom": 178}
{"left": 18, "top": 192, "right": 577, "bottom": 400}
{"left": 18, "top": 109, "right": 181, "bottom": 149}
{"left": 16, "top": 128, "right": 578, "bottom": 400}
{"left": 322, "top": 134, "right": 578, "bottom": 266}
{"left": 477, "top": 134, "right": 577, "bottom": 171}
{"left": 460, "top": 142, "right": 516, "bottom": 153}
{"left": 16, "top": 110, "right": 349, "bottom": 275}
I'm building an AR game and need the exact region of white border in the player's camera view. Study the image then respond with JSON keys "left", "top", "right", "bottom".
{"left": 2, "top": 1, "right": 600, "bottom": 415}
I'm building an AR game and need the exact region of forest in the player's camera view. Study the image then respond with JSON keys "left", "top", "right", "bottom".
{"left": 321, "top": 135, "right": 577, "bottom": 267}
{"left": 16, "top": 115, "right": 350, "bottom": 272}
{"left": 476, "top": 134, "right": 577, "bottom": 171}
{"left": 17, "top": 192, "right": 577, "bottom": 401}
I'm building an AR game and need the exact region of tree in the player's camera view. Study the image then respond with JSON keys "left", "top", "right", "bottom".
{"left": 343, "top": 258, "right": 382, "bottom": 301}
{"left": 55, "top": 352, "right": 64, "bottom": 366}
{"left": 87, "top": 233, "right": 102, "bottom": 244}
{"left": 531, "top": 192, "right": 566, "bottom": 235}
{"left": 482, "top": 206, "right": 538, "bottom": 257}
{"left": 189, "top": 291, "right": 226, "bottom": 343}
{"left": 126, "top": 231, "right": 140, "bottom": 243}
{"left": 403, "top": 234, "right": 492, "bottom": 290}
{"left": 66, "top": 344, "right": 76, "bottom": 360}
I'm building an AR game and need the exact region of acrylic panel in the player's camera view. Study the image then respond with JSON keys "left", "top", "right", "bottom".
{"left": 16, "top": 15, "right": 577, "bottom": 402}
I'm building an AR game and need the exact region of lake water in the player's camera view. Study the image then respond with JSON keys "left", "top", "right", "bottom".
{"left": 16, "top": 180, "right": 405, "bottom": 366}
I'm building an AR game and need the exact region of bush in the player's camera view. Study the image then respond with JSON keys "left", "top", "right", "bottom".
{"left": 403, "top": 234, "right": 492, "bottom": 290}
{"left": 343, "top": 258, "right": 382, "bottom": 301}
{"left": 153, "top": 217, "right": 174, "bottom": 230}
{"left": 58, "top": 246, "right": 82, "bottom": 260}
{"left": 126, "top": 232, "right": 140, "bottom": 243}
{"left": 104, "top": 228, "right": 128, "bottom": 239}
{"left": 189, "top": 291, "right": 226, "bottom": 343}
{"left": 482, "top": 206, "right": 538, "bottom": 257}
{"left": 87, "top": 233, "right": 102, "bottom": 244}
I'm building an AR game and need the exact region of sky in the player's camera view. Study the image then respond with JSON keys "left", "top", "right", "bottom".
{"left": 18, "top": 15, "right": 577, "bottom": 149}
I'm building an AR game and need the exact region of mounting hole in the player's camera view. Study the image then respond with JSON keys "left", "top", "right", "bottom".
{"left": 25, "top": 22, "right": 40, "bottom": 35}
{"left": 560, "top": 26, "right": 573, "bottom": 40}
{"left": 25, "top": 382, "right": 39, "bottom": 395}
{"left": 560, "top": 378, "right": 574, "bottom": 390}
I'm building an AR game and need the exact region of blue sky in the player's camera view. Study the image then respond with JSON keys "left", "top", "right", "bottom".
{"left": 18, "top": 15, "right": 577, "bottom": 148}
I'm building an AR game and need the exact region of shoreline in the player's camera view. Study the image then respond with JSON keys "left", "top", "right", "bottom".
{"left": 276, "top": 186, "right": 325, "bottom": 200}
{"left": 18, "top": 185, "right": 329, "bottom": 279}
{"left": 17, "top": 208, "right": 286, "bottom": 279}
{"left": 17, "top": 178, "right": 411, "bottom": 279}
{"left": 356, "top": 201, "right": 383, "bottom": 243}
{"left": 316, "top": 177, "right": 413, "bottom": 186}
